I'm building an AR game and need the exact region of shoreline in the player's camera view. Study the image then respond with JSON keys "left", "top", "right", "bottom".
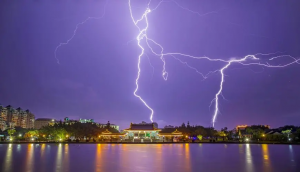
{"left": 1, "top": 141, "right": 299, "bottom": 145}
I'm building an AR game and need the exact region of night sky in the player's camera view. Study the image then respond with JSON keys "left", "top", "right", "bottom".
{"left": 1, "top": 0, "right": 300, "bottom": 130}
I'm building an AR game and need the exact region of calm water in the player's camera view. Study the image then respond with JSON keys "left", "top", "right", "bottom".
{"left": 0, "top": 143, "right": 299, "bottom": 172}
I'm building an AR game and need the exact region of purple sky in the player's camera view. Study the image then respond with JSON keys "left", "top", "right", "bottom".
{"left": 1, "top": 0, "right": 300, "bottom": 130}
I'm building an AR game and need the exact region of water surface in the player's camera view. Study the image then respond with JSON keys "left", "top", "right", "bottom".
{"left": 0, "top": 143, "right": 299, "bottom": 172}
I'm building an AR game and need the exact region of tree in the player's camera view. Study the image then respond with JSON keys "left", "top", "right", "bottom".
{"left": 282, "top": 129, "right": 292, "bottom": 140}
{"left": 218, "top": 131, "right": 227, "bottom": 141}
{"left": 195, "top": 127, "right": 207, "bottom": 137}
{"left": 245, "top": 127, "right": 253, "bottom": 135}
{"left": 197, "top": 135, "right": 203, "bottom": 141}
{"left": 253, "top": 128, "right": 264, "bottom": 139}
{"left": 53, "top": 128, "right": 67, "bottom": 140}
{"left": 206, "top": 127, "right": 218, "bottom": 137}
{"left": 296, "top": 129, "right": 300, "bottom": 136}
{"left": 221, "top": 127, "right": 228, "bottom": 132}
{"left": 7, "top": 129, "right": 16, "bottom": 137}
{"left": 40, "top": 122, "right": 120, "bottom": 141}
{"left": 24, "top": 130, "right": 39, "bottom": 138}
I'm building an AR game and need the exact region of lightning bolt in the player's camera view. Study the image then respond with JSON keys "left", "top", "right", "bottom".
{"left": 128, "top": 0, "right": 155, "bottom": 122}
{"left": 55, "top": 0, "right": 299, "bottom": 127}
{"left": 54, "top": 0, "right": 108, "bottom": 64}
{"left": 129, "top": 0, "right": 300, "bottom": 127}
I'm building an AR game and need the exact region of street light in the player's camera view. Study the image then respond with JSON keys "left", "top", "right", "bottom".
{"left": 246, "top": 138, "right": 249, "bottom": 141}
{"left": 262, "top": 134, "right": 265, "bottom": 137}
{"left": 19, "top": 134, "right": 22, "bottom": 137}
{"left": 66, "top": 135, "right": 69, "bottom": 138}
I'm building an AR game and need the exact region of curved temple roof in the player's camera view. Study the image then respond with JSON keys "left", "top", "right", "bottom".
{"left": 124, "top": 123, "right": 161, "bottom": 131}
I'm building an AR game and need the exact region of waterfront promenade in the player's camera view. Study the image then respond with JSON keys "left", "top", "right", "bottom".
{"left": 1, "top": 140, "right": 299, "bottom": 145}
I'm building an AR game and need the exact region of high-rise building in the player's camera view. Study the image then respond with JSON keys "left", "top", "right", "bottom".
{"left": 26, "top": 110, "right": 35, "bottom": 129}
{"left": 0, "top": 105, "right": 35, "bottom": 129}
{"left": 0, "top": 105, "right": 8, "bottom": 130}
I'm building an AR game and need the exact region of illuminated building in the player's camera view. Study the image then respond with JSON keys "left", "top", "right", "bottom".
{"left": 98, "top": 129, "right": 125, "bottom": 141}
{"left": 97, "top": 121, "right": 120, "bottom": 131}
{"left": 0, "top": 121, "right": 7, "bottom": 131}
{"left": 139, "top": 121, "right": 158, "bottom": 128}
{"left": 235, "top": 125, "right": 248, "bottom": 131}
{"left": 61, "top": 117, "right": 80, "bottom": 125}
{"left": 234, "top": 124, "right": 271, "bottom": 139}
{"left": 35, "top": 118, "right": 55, "bottom": 129}
{"left": 63, "top": 117, "right": 94, "bottom": 124}
{"left": 0, "top": 105, "right": 35, "bottom": 129}
{"left": 158, "top": 129, "right": 183, "bottom": 142}
{"left": 114, "top": 122, "right": 183, "bottom": 142}
{"left": 123, "top": 122, "right": 161, "bottom": 141}
{"left": 235, "top": 125, "right": 270, "bottom": 131}
{"left": 60, "top": 118, "right": 120, "bottom": 131}
{"left": 79, "top": 118, "right": 94, "bottom": 123}
{"left": 25, "top": 110, "right": 35, "bottom": 129}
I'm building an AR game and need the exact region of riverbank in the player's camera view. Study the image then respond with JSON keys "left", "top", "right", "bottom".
{"left": 1, "top": 141, "right": 299, "bottom": 145}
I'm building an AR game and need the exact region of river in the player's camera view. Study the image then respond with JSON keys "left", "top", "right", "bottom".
{"left": 0, "top": 143, "right": 299, "bottom": 172}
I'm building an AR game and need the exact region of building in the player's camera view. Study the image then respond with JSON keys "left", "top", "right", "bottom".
{"left": 98, "top": 129, "right": 125, "bottom": 141}
{"left": 235, "top": 125, "right": 248, "bottom": 131}
{"left": 235, "top": 125, "right": 270, "bottom": 131}
{"left": 0, "top": 121, "right": 7, "bottom": 131}
{"left": 98, "top": 121, "right": 120, "bottom": 131}
{"left": 0, "top": 105, "right": 8, "bottom": 131}
{"left": 158, "top": 129, "right": 183, "bottom": 142}
{"left": 63, "top": 117, "right": 94, "bottom": 124}
{"left": 99, "top": 122, "right": 184, "bottom": 142}
{"left": 123, "top": 122, "right": 161, "bottom": 141}
{"left": 63, "top": 117, "right": 77, "bottom": 125}
{"left": 139, "top": 121, "right": 158, "bottom": 128}
{"left": 35, "top": 118, "right": 55, "bottom": 129}
{"left": 79, "top": 118, "right": 94, "bottom": 123}
{"left": 26, "top": 110, "right": 35, "bottom": 129}
{"left": 0, "top": 105, "right": 35, "bottom": 129}
{"left": 233, "top": 124, "right": 271, "bottom": 139}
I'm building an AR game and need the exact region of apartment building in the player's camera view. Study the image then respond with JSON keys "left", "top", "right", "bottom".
{"left": 0, "top": 105, "right": 35, "bottom": 129}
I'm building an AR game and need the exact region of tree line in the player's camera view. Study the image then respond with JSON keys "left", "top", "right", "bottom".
{"left": 3, "top": 121, "right": 119, "bottom": 141}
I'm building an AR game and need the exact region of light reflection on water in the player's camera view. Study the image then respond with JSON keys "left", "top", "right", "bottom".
{"left": 245, "top": 144, "right": 253, "bottom": 172}
{"left": 262, "top": 144, "right": 272, "bottom": 172}
{"left": 25, "top": 144, "right": 34, "bottom": 172}
{"left": 95, "top": 144, "right": 102, "bottom": 172}
{"left": 0, "top": 144, "right": 299, "bottom": 172}
{"left": 3, "top": 144, "right": 12, "bottom": 172}
{"left": 184, "top": 143, "right": 192, "bottom": 172}
{"left": 55, "top": 144, "right": 63, "bottom": 171}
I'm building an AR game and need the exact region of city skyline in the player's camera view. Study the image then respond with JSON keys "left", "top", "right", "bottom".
{"left": 1, "top": 0, "right": 300, "bottom": 130}
{"left": 0, "top": 103, "right": 294, "bottom": 131}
